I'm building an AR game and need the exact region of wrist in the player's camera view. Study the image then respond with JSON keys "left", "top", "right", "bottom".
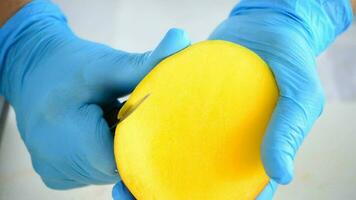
{"left": 230, "top": 0, "right": 353, "bottom": 55}
{"left": 0, "top": 0, "right": 68, "bottom": 102}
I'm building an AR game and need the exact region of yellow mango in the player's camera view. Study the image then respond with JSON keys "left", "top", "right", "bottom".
{"left": 114, "top": 40, "right": 278, "bottom": 200}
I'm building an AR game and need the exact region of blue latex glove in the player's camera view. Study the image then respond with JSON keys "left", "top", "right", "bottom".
{"left": 209, "top": 0, "right": 353, "bottom": 199}
{"left": 113, "top": 181, "right": 135, "bottom": 200}
{"left": 0, "top": 0, "right": 190, "bottom": 189}
{"left": 112, "top": 1, "right": 353, "bottom": 199}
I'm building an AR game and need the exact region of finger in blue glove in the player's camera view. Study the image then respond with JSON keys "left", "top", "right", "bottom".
{"left": 112, "top": 181, "right": 135, "bottom": 200}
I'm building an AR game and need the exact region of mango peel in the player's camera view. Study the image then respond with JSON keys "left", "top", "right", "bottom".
{"left": 114, "top": 40, "right": 278, "bottom": 200}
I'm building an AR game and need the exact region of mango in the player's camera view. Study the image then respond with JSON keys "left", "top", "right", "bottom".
{"left": 114, "top": 40, "right": 278, "bottom": 200}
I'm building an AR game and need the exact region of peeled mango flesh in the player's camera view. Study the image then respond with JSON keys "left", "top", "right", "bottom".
{"left": 114, "top": 40, "right": 279, "bottom": 200}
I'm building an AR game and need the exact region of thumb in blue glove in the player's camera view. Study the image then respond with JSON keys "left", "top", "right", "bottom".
{"left": 0, "top": 0, "right": 190, "bottom": 189}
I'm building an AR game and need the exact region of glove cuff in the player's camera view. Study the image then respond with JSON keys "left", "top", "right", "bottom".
{"left": 0, "top": 0, "right": 67, "bottom": 99}
{"left": 230, "top": 0, "right": 353, "bottom": 55}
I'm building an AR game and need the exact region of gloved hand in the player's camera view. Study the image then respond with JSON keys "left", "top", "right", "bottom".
{"left": 0, "top": 0, "right": 190, "bottom": 189}
{"left": 209, "top": 0, "right": 353, "bottom": 199}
